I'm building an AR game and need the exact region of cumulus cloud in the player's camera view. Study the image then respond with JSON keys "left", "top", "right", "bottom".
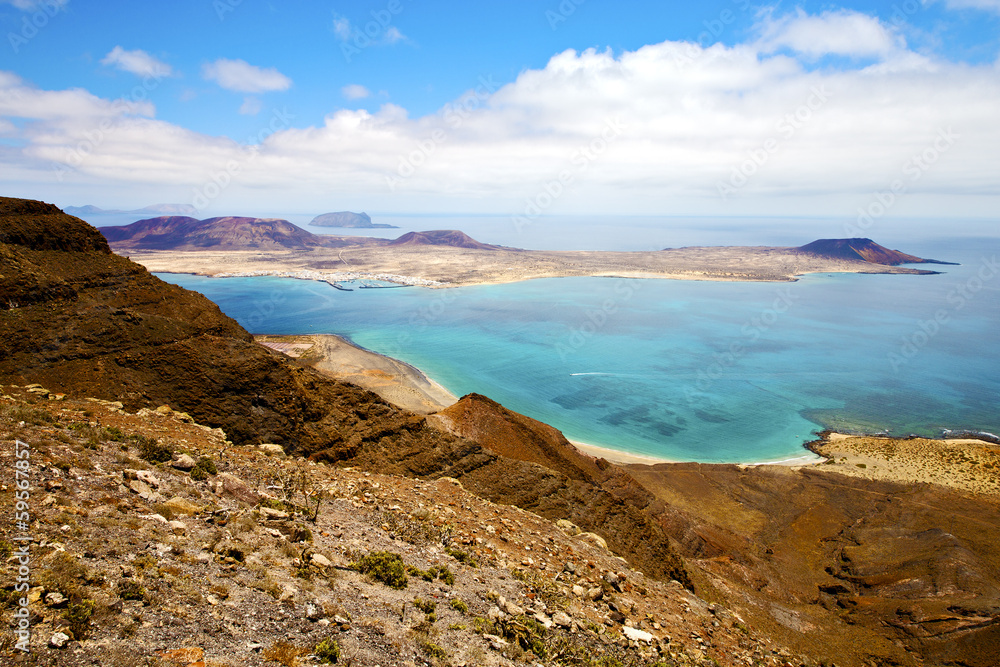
{"left": 756, "top": 9, "right": 904, "bottom": 59}
{"left": 101, "top": 47, "right": 174, "bottom": 79}
{"left": 202, "top": 59, "right": 291, "bottom": 93}
{"left": 341, "top": 84, "right": 371, "bottom": 100}
{"left": 3, "top": 9, "right": 999, "bottom": 217}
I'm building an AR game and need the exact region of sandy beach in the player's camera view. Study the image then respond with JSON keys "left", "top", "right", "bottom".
{"left": 256, "top": 333, "right": 457, "bottom": 415}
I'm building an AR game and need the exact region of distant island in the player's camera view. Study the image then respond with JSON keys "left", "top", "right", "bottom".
{"left": 97, "top": 214, "right": 954, "bottom": 288}
{"left": 309, "top": 211, "right": 398, "bottom": 228}
{"left": 66, "top": 203, "right": 198, "bottom": 217}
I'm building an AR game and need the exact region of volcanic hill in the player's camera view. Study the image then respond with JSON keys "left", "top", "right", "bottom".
{"left": 388, "top": 230, "right": 501, "bottom": 250}
{"left": 796, "top": 238, "right": 955, "bottom": 265}
{"left": 99, "top": 215, "right": 338, "bottom": 251}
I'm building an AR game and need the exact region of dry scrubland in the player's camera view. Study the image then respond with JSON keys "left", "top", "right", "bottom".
{"left": 1, "top": 386, "right": 786, "bottom": 667}
{"left": 125, "top": 244, "right": 938, "bottom": 288}
{"left": 809, "top": 432, "right": 1000, "bottom": 496}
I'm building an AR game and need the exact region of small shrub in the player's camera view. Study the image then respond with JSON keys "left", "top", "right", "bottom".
{"left": 351, "top": 551, "right": 408, "bottom": 589}
{"left": 445, "top": 547, "right": 477, "bottom": 568}
{"left": 190, "top": 466, "right": 208, "bottom": 481}
{"left": 136, "top": 436, "right": 172, "bottom": 464}
{"left": 63, "top": 599, "right": 94, "bottom": 639}
{"left": 314, "top": 637, "right": 340, "bottom": 664}
{"left": 420, "top": 641, "right": 448, "bottom": 661}
{"left": 263, "top": 640, "right": 308, "bottom": 666}
{"left": 117, "top": 580, "right": 146, "bottom": 602}
{"left": 449, "top": 598, "right": 468, "bottom": 614}
{"left": 103, "top": 426, "right": 126, "bottom": 442}
{"left": 196, "top": 456, "right": 218, "bottom": 475}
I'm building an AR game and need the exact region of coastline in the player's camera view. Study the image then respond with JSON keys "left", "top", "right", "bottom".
{"left": 255, "top": 333, "right": 458, "bottom": 415}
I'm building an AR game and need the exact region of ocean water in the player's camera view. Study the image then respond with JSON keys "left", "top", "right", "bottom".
{"left": 154, "top": 233, "right": 1000, "bottom": 464}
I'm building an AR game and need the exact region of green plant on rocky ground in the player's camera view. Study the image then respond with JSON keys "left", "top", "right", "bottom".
{"left": 314, "top": 636, "right": 340, "bottom": 663}
{"left": 117, "top": 580, "right": 147, "bottom": 602}
{"left": 511, "top": 567, "right": 568, "bottom": 610}
{"left": 63, "top": 598, "right": 94, "bottom": 639}
{"left": 444, "top": 546, "right": 477, "bottom": 568}
{"left": 449, "top": 598, "right": 468, "bottom": 613}
{"left": 406, "top": 564, "right": 455, "bottom": 586}
{"left": 351, "top": 551, "right": 408, "bottom": 589}
{"left": 134, "top": 435, "right": 172, "bottom": 463}
{"left": 420, "top": 640, "right": 449, "bottom": 662}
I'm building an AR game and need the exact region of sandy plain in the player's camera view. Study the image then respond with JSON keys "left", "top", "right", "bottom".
{"left": 808, "top": 432, "right": 1000, "bottom": 496}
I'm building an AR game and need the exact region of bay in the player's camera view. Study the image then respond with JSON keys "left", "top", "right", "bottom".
{"left": 154, "top": 236, "right": 1000, "bottom": 463}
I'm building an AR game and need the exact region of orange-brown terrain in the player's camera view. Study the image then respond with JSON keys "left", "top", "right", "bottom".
{"left": 2, "top": 197, "right": 998, "bottom": 666}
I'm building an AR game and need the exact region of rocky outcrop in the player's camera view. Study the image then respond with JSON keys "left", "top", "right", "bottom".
{"left": 309, "top": 211, "right": 397, "bottom": 228}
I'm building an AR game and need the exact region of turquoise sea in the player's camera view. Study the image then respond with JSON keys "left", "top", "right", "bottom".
{"left": 153, "top": 231, "right": 1000, "bottom": 464}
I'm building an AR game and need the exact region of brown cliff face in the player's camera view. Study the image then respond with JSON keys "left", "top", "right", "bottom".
{"left": 627, "top": 462, "right": 1000, "bottom": 667}
{"left": 0, "top": 196, "right": 692, "bottom": 590}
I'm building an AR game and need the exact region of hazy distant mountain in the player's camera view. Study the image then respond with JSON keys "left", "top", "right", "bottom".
{"left": 387, "top": 229, "right": 500, "bottom": 250}
{"left": 309, "top": 211, "right": 398, "bottom": 228}
{"left": 66, "top": 203, "right": 199, "bottom": 217}
{"left": 100, "top": 215, "right": 339, "bottom": 250}
{"left": 796, "top": 238, "right": 956, "bottom": 266}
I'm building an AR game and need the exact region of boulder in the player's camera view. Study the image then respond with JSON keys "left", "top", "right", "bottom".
{"left": 172, "top": 454, "right": 197, "bottom": 471}
{"left": 258, "top": 444, "right": 285, "bottom": 456}
{"left": 215, "top": 473, "right": 260, "bottom": 504}
{"left": 577, "top": 532, "right": 608, "bottom": 550}
{"left": 556, "top": 518, "right": 581, "bottom": 535}
{"left": 623, "top": 626, "right": 654, "bottom": 643}
{"left": 163, "top": 496, "right": 201, "bottom": 516}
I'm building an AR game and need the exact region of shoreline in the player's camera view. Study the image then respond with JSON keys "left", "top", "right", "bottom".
{"left": 258, "top": 332, "right": 994, "bottom": 470}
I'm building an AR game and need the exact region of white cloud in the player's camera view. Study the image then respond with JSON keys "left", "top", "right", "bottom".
{"left": 238, "top": 96, "right": 262, "bottom": 115}
{"left": 341, "top": 84, "right": 371, "bottom": 100}
{"left": 756, "top": 9, "right": 903, "bottom": 59}
{"left": 332, "top": 16, "right": 352, "bottom": 41}
{"left": 332, "top": 14, "right": 409, "bottom": 45}
{"left": 101, "top": 46, "right": 174, "bottom": 79}
{"left": 2, "top": 10, "right": 1000, "bottom": 218}
{"left": 202, "top": 59, "right": 292, "bottom": 93}
{"left": 384, "top": 26, "right": 406, "bottom": 44}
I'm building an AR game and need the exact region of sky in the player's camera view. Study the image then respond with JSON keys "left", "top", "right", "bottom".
{"left": 1, "top": 0, "right": 999, "bottom": 221}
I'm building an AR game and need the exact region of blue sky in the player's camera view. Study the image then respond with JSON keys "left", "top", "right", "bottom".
{"left": 1, "top": 0, "right": 999, "bottom": 218}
